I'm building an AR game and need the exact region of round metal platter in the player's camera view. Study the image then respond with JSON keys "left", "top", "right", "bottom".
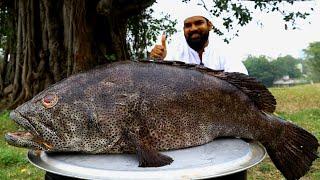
{"left": 28, "top": 138, "right": 266, "bottom": 180}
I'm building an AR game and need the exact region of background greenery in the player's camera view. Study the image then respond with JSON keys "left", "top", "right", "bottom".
{"left": 0, "top": 83, "right": 319, "bottom": 179}
{"left": 304, "top": 42, "right": 320, "bottom": 83}
{"left": 243, "top": 41, "right": 320, "bottom": 87}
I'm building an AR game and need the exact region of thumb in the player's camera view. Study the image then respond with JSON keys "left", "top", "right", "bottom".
{"left": 161, "top": 33, "right": 167, "bottom": 49}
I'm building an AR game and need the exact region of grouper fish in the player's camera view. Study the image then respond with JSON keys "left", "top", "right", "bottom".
{"left": 5, "top": 60, "right": 319, "bottom": 179}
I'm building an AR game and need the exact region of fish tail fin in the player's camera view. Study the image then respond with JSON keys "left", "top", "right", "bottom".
{"left": 263, "top": 116, "right": 319, "bottom": 180}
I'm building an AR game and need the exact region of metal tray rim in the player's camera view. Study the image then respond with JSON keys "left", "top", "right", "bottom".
{"left": 27, "top": 139, "right": 266, "bottom": 180}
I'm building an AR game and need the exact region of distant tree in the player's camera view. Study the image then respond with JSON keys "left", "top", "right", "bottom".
{"left": 304, "top": 42, "right": 320, "bottom": 82}
{"left": 271, "top": 55, "right": 302, "bottom": 80}
{"left": 243, "top": 56, "right": 275, "bottom": 87}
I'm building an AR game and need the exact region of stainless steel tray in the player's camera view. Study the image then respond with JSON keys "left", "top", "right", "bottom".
{"left": 28, "top": 138, "right": 266, "bottom": 180}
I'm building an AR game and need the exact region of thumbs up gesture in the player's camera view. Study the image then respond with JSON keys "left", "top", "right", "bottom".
{"left": 150, "top": 33, "right": 167, "bottom": 60}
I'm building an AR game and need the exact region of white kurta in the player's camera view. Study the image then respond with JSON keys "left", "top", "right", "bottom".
{"left": 164, "top": 32, "right": 248, "bottom": 75}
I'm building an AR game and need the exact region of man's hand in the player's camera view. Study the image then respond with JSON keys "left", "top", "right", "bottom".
{"left": 149, "top": 34, "right": 167, "bottom": 60}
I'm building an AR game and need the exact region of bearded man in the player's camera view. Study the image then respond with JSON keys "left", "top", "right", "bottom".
{"left": 149, "top": 9, "right": 248, "bottom": 75}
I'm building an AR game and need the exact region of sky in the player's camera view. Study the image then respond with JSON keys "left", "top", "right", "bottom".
{"left": 151, "top": 0, "right": 320, "bottom": 62}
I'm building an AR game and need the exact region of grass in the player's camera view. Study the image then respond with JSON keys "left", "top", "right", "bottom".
{"left": 271, "top": 84, "right": 320, "bottom": 114}
{"left": 0, "top": 83, "right": 319, "bottom": 179}
{"left": 0, "top": 111, "right": 44, "bottom": 180}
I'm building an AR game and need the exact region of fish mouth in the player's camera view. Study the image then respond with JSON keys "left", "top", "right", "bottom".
{"left": 5, "top": 110, "right": 52, "bottom": 150}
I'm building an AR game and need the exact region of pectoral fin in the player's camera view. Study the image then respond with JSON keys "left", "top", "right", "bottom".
{"left": 125, "top": 129, "right": 173, "bottom": 167}
{"left": 136, "top": 140, "right": 173, "bottom": 167}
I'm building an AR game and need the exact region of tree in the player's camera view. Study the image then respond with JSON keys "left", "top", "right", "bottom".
{"left": 271, "top": 55, "right": 302, "bottom": 80}
{"left": 243, "top": 55, "right": 275, "bottom": 87}
{"left": 0, "top": 0, "right": 157, "bottom": 108}
{"left": 0, "top": 0, "right": 313, "bottom": 109}
{"left": 244, "top": 55, "right": 304, "bottom": 87}
{"left": 304, "top": 42, "right": 320, "bottom": 82}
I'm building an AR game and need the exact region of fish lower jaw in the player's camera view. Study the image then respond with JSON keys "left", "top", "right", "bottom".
{"left": 5, "top": 131, "right": 48, "bottom": 150}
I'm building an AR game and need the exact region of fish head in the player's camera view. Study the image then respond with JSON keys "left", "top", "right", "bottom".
{"left": 5, "top": 89, "right": 67, "bottom": 150}
{"left": 5, "top": 80, "right": 110, "bottom": 152}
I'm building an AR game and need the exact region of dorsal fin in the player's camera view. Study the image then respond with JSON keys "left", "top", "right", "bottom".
{"left": 138, "top": 59, "right": 224, "bottom": 73}
{"left": 137, "top": 59, "right": 276, "bottom": 113}
{"left": 213, "top": 72, "right": 276, "bottom": 113}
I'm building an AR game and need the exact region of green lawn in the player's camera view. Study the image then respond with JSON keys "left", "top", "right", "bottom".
{"left": 0, "top": 83, "right": 319, "bottom": 179}
{"left": 0, "top": 111, "right": 44, "bottom": 180}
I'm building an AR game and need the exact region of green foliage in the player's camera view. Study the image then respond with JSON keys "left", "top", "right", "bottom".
{"left": 271, "top": 55, "right": 302, "bottom": 80}
{"left": 104, "top": 53, "right": 117, "bottom": 62}
{"left": 243, "top": 56, "right": 275, "bottom": 87}
{"left": 127, "top": 8, "right": 177, "bottom": 59}
{"left": 244, "top": 55, "right": 304, "bottom": 87}
{"left": 243, "top": 42, "right": 320, "bottom": 86}
{"left": 304, "top": 42, "right": 320, "bottom": 82}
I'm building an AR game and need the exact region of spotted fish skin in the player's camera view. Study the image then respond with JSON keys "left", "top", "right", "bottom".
{"left": 5, "top": 60, "right": 319, "bottom": 179}
{"left": 7, "top": 61, "right": 266, "bottom": 152}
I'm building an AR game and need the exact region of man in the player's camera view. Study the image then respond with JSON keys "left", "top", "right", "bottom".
{"left": 149, "top": 10, "right": 248, "bottom": 75}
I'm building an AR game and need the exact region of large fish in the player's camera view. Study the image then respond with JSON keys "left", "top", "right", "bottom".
{"left": 5, "top": 60, "right": 319, "bottom": 179}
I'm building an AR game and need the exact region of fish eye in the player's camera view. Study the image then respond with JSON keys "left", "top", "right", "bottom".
{"left": 42, "top": 93, "right": 58, "bottom": 108}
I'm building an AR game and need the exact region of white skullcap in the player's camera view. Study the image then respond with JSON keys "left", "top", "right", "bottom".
{"left": 180, "top": 3, "right": 212, "bottom": 22}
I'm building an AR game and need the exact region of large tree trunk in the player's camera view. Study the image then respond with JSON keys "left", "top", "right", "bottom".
{"left": 0, "top": 0, "right": 154, "bottom": 109}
